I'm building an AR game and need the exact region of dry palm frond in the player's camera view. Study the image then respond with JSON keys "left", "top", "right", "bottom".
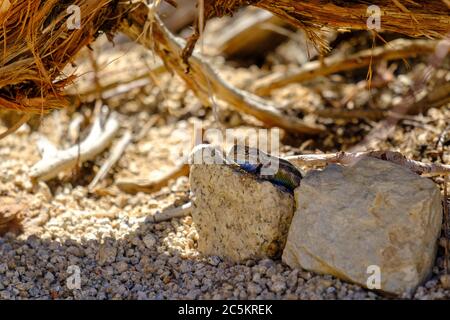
{"left": 181, "top": 0, "right": 450, "bottom": 61}
{"left": 0, "top": 0, "right": 126, "bottom": 114}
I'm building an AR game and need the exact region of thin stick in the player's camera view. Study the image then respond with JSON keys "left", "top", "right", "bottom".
{"left": 116, "top": 162, "right": 190, "bottom": 194}
{"left": 253, "top": 39, "right": 438, "bottom": 95}
{"left": 351, "top": 35, "right": 450, "bottom": 152}
{"left": 285, "top": 151, "right": 450, "bottom": 176}
{"left": 72, "top": 64, "right": 166, "bottom": 100}
{"left": 149, "top": 201, "right": 192, "bottom": 223}
{"left": 88, "top": 129, "right": 133, "bottom": 192}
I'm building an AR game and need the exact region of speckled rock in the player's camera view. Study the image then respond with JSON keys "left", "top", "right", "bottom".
{"left": 189, "top": 145, "right": 295, "bottom": 262}
{"left": 283, "top": 157, "right": 442, "bottom": 295}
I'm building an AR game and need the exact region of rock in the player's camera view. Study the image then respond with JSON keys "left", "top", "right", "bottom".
{"left": 142, "top": 234, "right": 156, "bottom": 249}
{"left": 44, "top": 271, "right": 55, "bottom": 283}
{"left": 190, "top": 145, "right": 295, "bottom": 262}
{"left": 270, "top": 279, "right": 287, "bottom": 293}
{"left": 247, "top": 282, "right": 262, "bottom": 295}
{"left": 36, "top": 181, "right": 53, "bottom": 201}
{"left": 115, "top": 261, "right": 128, "bottom": 273}
{"left": 136, "top": 291, "right": 148, "bottom": 300}
{"left": 207, "top": 256, "right": 221, "bottom": 266}
{"left": 0, "top": 263, "right": 7, "bottom": 274}
{"left": 283, "top": 157, "right": 442, "bottom": 295}
{"left": 0, "top": 290, "right": 11, "bottom": 299}
{"left": 96, "top": 241, "right": 117, "bottom": 266}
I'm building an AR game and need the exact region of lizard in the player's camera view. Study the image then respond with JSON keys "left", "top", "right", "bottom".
{"left": 226, "top": 145, "right": 303, "bottom": 193}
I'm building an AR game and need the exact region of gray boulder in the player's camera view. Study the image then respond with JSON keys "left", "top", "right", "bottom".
{"left": 283, "top": 157, "right": 442, "bottom": 295}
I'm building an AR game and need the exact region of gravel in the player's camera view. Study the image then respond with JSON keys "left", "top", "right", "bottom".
{"left": 1, "top": 208, "right": 449, "bottom": 300}
{"left": 0, "top": 213, "right": 379, "bottom": 300}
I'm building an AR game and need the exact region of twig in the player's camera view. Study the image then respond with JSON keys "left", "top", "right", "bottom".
{"left": 350, "top": 36, "right": 450, "bottom": 152}
{"left": 0, "top": 113, "right": 31, "bottom": 140}
{"left": 406, "top": 82, "right": 450, "bottom": 116}
{"left": 88, "top": 129, "right": 133, "bottom": 192}
{"left": 71, "top": 64, "right": 166, "bottom": 101}
{"left": 88, "top": 49, "right": 104, "bottom": 103}
{"left": 148, "top": 202, "right": 192, "bottom": 223}
{"left": 30, "top": 112, "right": 120, "bottom": 181}
{"left": 119, "top": 5, "right": 324, "bottom": 135}
{"left": 285, "top": 150, "right": 450, "bottom": 176}
{"left": 116, "top": 162, "right": 190, "bottom": 194}
{"left": 253, "top": 39, "right": 438, "bottom": 95}
{"left": 309, "top": 108, "right": 386, "bottom": 121}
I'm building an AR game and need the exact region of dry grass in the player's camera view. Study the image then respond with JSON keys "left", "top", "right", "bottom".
{"left": 0, "top": 0, "right": 124, "bottom": 114}
{"left": 1, "top": 0, "right": 449, "bottom": 115}
{"left": 183, "top": 0, "right": 450, "bottom": 60}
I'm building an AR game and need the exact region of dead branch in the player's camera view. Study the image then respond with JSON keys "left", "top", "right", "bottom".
{"left": 116, "top": 162, "right": 190, "bottom": 194}
{"left": 119, "top": 5, "right": 324, "bottom": 135}
{"left": 149, "top": 202, "right": 192, "bottom": 223}
{"left": 253, "top": 39, "right": 439, "bottom": 95}
{"left": 306, "top": 80, "right": 450, "bottom": 121}
{"left": 311, "top": 108, "right": 386, "bottom": 121}
{"left": 285, "top": 151, "right": 450, "bottom": 176}
{"left": 406, "top": 82, "right": 450, "bottom": 115}
{"left": 30, "top": 112, "right": 120, "bottom": 181}
{"left": 88, "top": 129, "right": 133, "bottom": 192}
{"left": 351, "top": 36, "right": 450, "bottom": 152}
{"left": 69, "top": 64, "right": 167, "bottom": 102}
